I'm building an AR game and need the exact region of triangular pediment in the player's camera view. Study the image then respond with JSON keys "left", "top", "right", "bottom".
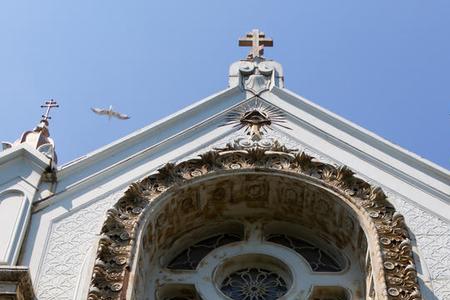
{"left": 20, "top": 57, "right": 450, "bottom": 300}
{"left": 34, "top": 80, "right": 449, "bottom": 223}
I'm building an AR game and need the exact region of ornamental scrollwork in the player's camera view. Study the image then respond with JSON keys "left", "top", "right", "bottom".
{"left": 88, "top": 142, "right": 421, "bottom": 300}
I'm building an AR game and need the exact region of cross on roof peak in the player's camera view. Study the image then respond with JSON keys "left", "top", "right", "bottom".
{"left": 239, "top": 29, "right": 273, "bottom": 60}
{"left": 40, "top": 99, "right": 59, "bottom": 123}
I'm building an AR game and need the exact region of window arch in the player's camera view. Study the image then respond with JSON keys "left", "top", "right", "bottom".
{"left": 88, "top": 146, "right": 421, "bottom": 300}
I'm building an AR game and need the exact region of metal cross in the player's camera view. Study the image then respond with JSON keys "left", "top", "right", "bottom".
{"left": 40, "top": 99, "right": 59, "bottom": 122}
{"left": 239, "top": 29, "right": 273, "bottom": 59}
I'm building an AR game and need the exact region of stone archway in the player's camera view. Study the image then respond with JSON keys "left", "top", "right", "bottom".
{"left": 87, "top": 144, "right": 421, "bottom": 300}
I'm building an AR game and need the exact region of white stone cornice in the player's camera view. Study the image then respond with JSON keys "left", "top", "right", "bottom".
{"left": 270, "top": 86, "right": 450, "bottom": 189}
{"left": 0, "top": 144, "right": 50, "bottom": 171}
{"left": 57, "top": 86, "right": 244, "bottom": 178}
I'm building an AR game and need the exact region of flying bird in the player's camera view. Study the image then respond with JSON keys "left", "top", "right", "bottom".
{"left": 91, "top": 105, "right": 130, "bottom": 120}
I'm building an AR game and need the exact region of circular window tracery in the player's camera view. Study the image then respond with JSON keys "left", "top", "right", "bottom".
{"left": 220, "top": 268, "right": 288, "bottom": 300}
{"left": 214, "top": 254, "right": 292, "bottom": 300}
{"left": 155, "top": 222, "right": 357, "bottom": 300}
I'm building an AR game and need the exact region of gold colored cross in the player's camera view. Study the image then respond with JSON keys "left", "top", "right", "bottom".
{"left": 239, "top": 29, "right": 273, "bottom": 59}
{"left": 40, "top": 99, "right": 59, "bottom": 122}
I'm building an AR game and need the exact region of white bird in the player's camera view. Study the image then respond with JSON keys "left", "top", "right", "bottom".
{"left": 91, "top": 105, "right": 130, "bottom": 120}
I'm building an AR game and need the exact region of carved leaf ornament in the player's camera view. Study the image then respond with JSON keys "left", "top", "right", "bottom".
{"left": 88, "top": 143, "right": 421, "bottom": 300}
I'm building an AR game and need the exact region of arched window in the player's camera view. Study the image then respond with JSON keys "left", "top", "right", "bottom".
{"left": 89, "top": 147, "right": 421, "bottom": 300}
{"left": 155, "top": 221, "right": 361, "bottom": 300}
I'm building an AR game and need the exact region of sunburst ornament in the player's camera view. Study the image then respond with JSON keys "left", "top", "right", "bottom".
{"left": 223, "top": 99, "right": 290, "bottom": 140}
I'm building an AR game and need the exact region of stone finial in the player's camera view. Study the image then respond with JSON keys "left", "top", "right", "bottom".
{"left": 1, "top": 100, "right": 59, "bottom": 164}
{"left": 239, "top": 29, "right": 273, "bottom": 60}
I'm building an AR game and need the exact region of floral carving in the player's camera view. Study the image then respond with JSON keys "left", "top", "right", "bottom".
{"left": 220, "top": 268, "right": 289, "bottom": 300}
{"left": 88, "top": 142, "right": 422, "bottom": 300}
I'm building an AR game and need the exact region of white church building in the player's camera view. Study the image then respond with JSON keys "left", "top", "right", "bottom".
{"left": 1, "top": 30, "right": 449, "bottom": 300}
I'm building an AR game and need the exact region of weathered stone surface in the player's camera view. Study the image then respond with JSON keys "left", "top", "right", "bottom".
{"left": 0, "top": 267, "right": 35, "bottom": 300}
{"left": 88, "top": 143, "right": 422, "bottom": 300}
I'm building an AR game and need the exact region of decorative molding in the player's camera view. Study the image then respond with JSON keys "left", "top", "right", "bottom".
{"left": 223, "top": 97, "right": 290, "bottom": 140}
{"left": 192, "top": 127, "right": 448, "bottom": 299}
{"left": 228, "top": 59, "right": 283, "bottom": 89}
{"left": 432, "top": 280, "right": 450, "bottom": 300}
{"left": 0, "top": 267, "right": 35, "bottom": 299}
{"left": 35, "top": 191, "right": 122, "bottom": 300}
{"left": 391, "top": 196, "right": 450, "bottom": 300}
{"left": 184, "top": 127, "right": 337, "bottom": 170}
{"left": 239, "top": 60, "right": 273, "bottom": 95}
{"left": 88, "top": 141, "right": 422, "bottom": 300}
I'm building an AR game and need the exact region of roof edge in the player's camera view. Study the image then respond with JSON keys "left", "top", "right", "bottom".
{"left": 271, "top": 86, "right": 450, "bottom": 183}
{"left": 0, "top": 144, "right": 51, "bottom": 171}
{"left": 57, "top": 86, "right": 243, "bottom": 178}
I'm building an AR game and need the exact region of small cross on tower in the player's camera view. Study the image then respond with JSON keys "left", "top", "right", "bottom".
{"left": 239, "top": 29, "right": 273, "bottom": 60}
{"left": 40, "top": 99, "right": 59, "bottom": 123}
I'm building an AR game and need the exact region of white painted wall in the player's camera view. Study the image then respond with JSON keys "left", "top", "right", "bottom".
{"left": 0, "top": 145, "right": 50, "bottom": 266}
{"left": 0, "top": 191, "right": 29, "bottom": 265}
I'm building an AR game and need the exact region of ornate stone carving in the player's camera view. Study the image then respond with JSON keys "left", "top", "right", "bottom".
{"left": 223, "top": 98, "right": 290, "bottom": 140}
{"left": 432, "top": 280, "right": 450, "bottom": 300}
{"left": 35, "top": 191, "right": 122, "bottom": 300}
{"left": 239, "top": 60, "right": 276, "bottom": 95}
{"left": 0, "top": 267, "right": 35, "bottom": 299}
{"left": 88, "top": 143, "right": 422, "bottom": 300}
{"left": 391, "top": 195, "right": 450, "bottom": 300}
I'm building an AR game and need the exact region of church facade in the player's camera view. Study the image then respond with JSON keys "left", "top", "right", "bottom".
{"left": 0, "top": 30, "right": 449, "bottom": 300}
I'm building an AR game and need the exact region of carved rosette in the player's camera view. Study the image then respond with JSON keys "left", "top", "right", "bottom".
{"left": 87, "top": 143, "right": 422, "bottom": 300}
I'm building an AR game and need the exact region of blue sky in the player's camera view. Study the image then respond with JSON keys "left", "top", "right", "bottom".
{"left": 1, "top": 1, "right": 449, "bottom": 169}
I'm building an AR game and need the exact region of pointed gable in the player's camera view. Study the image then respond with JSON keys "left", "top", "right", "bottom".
{"left": 7, "top": 30, "right": 448, "bottom": 300}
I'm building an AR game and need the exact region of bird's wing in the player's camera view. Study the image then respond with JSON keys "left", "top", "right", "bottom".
{"left": 91, "top": 107, "right": 108, "bottom": 115}
{"left": 111, "top": 111, "right": 130, "bottom": 120}
{"left": 1, "top": 142, "right": 12, "bottom": 151}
